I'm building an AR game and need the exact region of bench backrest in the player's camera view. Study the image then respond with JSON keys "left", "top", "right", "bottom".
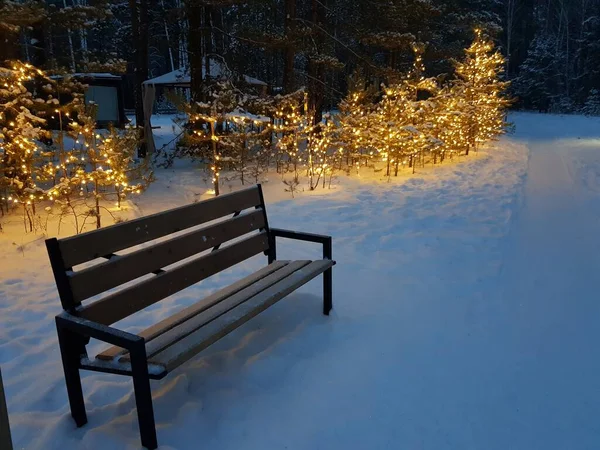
{"left": 46, "top": 185, "right": 273, "bottom": 326}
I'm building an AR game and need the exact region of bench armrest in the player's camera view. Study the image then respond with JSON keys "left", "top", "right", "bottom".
{"left": 56, "top": 311, "right": 143, "bottom": 350}
{"left": 270, "top": 228, "right": 333, "bottom": 260}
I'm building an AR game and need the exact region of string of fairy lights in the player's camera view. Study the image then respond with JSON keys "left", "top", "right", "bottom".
{"left": 0, "top": 62, "right": 145, "bottom": 230}
{"left": 1, "top": 29, "right": 509, "bottom": 228}
{"left": 181, "top": 30, "right": 508, "bottom": 194}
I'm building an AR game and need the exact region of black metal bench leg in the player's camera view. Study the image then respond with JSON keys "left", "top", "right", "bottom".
{"left": 130, "top": 343, "right": 158, "bottom": 450}
{"left": 323, "top": 267, "right": 333, "bottom": 315}
{"left": 56, "top": 320, "right": 87, "bottom": 427}
{"left": 323, "top": 237, "right": 333, "bottom": 315}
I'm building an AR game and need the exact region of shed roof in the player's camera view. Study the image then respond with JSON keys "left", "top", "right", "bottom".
{"left": 143, "top": 63, "right": 267, "bottom": 87}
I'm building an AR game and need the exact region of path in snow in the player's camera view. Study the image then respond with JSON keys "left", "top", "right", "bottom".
{"left": 490, "top": 113, "right": 600, "bottom": 449}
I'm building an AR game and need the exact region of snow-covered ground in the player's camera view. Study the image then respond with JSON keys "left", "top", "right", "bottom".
{"left": 2, "top": 112, "right": 600, "bottom": 449}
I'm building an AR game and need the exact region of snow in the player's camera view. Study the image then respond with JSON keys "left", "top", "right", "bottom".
{"left": 50, "top": 73, "right": 121, "bottom": 80}
{"left": 144, "top": 64, "right": 267, "bottom": 87}
{"left": 143, "top": 68, "right": 191, "bottom": 86}
{"left": 3, "top": 112, "right": 600, "bottom": 449}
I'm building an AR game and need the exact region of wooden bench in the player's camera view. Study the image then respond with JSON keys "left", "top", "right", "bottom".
{"left": 46, "top": 184, "right": 335, "bottom": 450}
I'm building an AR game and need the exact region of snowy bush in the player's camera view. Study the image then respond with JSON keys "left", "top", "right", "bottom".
{"left": 0, "top": 64, "right": 153, "bottom": 233}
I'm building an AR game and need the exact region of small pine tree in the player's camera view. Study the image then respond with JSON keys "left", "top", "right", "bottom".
{"left": 371, "top": 83, "right": 417, "bottom": 177}
{"left": 306, "top": 115, "right": 340, "bottom": 190}
{"left": 273, "top": 90, "right": 309, "bottom": 180}
{"left": 0, "top": 62, "right": 49, "bottom": 230}
{"left": 455, "top": 29, "right": 510, "bottom": 154}
{"left": 49, "top": 99, "right": 151, "bottom": 232}
{"left": 434, "top": 84, "right": 470, "bottom": 157}
{"left": 583, "top": 89, "right": 600, "bottom": 116}
{"left": 178, "top": 80, "right": 256, "bottom": 196}
{"left": 224, "top": 111, "right": 271, "bottom": 186}
{"left": 513, "top": 32, "right": 562, "bottom": 113}
{"left": 99, "top": 125, "right": 153, "bottom": 208}
{"left": 338, "top": 72, "right": 376, "bottom": 167}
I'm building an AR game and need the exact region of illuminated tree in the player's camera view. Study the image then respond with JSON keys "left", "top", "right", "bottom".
{"left": 369, "top": 84, "right": 418, "bottom": 177}
{"left": 62, "top": 103, "right": 150, "bottom": 230}
{"left": 403, "top": 42, "right": 442, "bottom": 171}
{"left": 99, "top": 125, "right": 153, "bottom": 208}
{"left": 41, "top": 83, "right": 89, "bottom": 233}
{"left": 433, "top": 84, "right": 470, "bottom": 159}
{"left": 176, "top": 81, "right": 238, "bottom": 196}
{"left": 455, "top": 29, "right": 510, "bottom": 154}
{"left": 176, "top": 81, "right": 276, "bottom": 195}
{"left": 338, "top": 72, "right": 376, "bottom": 167}
{"left": 0, "top": 62, "right": 48, "bottom": 230}
{"left": 306, "top": 115, "right": 341, "bottom": 190}
{"left": 273, "top": 90, "right": 309, "bottom": 180}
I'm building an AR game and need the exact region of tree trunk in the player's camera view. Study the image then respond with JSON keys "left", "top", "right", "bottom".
{"left": 130, "top": 0, "right": 149, "bottom": 157}
{"left": 308, "top": 0, "right": 325, "bottom": 124}
{"left": 42, "top": 20, "right": 54, "bottom": 69}
{"left": 505, "top": 0, "right": 516, "bottom": 75}
{"left": 204, "top": 5, "right": 213, "bottom": 79}
{"left": 160, "top": 0, "right": 175, "bottom": 71}
{"left": 176, "top": 0, "right": 188, "bottom": 68}
{"left": 188, "top": 0, "right": 204, "bottom": 101}
{"left": 210, "top": 120, "right": 220, "bottom": 196}
{"left": 62, "top": 0, "right": 76, "bottom": 71}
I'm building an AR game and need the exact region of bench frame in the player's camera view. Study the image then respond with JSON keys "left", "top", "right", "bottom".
{"left": 0, "top": 367, "right": 12, "bottom": 450}
{"left": 47, "top": 185, "right": 333, "bottom": 450}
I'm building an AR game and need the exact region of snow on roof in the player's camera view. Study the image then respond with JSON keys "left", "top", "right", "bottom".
{"left": 243, "top": 75, "right": 268, "bottom": 87}
{"left": 143, "top": 68, "right": 190, "bottom": 86}
{"left": 144, "top": 61, "right": 267, "bottom": 87}
{"left": 74, "top": 73, "right": 121, "bottom": 79}
{"left": 225, "top": 108, "right": 271, "bottom": 123}
{"left": 50, "top": 73, "right": 121, "bottom": 80}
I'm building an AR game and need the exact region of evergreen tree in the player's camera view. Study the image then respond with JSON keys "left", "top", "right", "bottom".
{"left": 0, "top": 62, "right": 48, "bottom": 228}
{"left": 583, "top": 89, "right": 600, "bottom": 116}
{"left": 513, "top": 32, "right": 561, "bottom": 112}
{"left": 338, "top": 72, "right": 376, "bottom": 166}
{"left": 455, "top": 29, "right": 509, "bottom": 153}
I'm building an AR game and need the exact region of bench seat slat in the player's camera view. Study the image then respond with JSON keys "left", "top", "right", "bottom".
{"left": 119, "top": 260, "right": 312, "bottom": 363}
{"left": 96, "top": 260, "right": 291, "bottom": 362}
{"left": 58, "top": 186, "right": 261, "bottom": 268}
{"left": 148, "top": 260, "right": 335, "bottom": 373}
{"left": 79, "top": 356, "right": 168, "bottom": 380}
{"left": 78, "top": 232, "right": 269, "bottom": 326}
{"left": 69, "top": 210, "right": 266, "bottom": 302}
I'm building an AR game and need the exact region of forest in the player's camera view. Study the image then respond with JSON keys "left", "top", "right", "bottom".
{"left": 1, "top": 0, "right": 599, "bottom": 114}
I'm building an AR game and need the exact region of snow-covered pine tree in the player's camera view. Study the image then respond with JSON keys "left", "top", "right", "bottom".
{"left": 306, "top": 114, "right": 340, "bottom": 190}
{"left": 0, "top": 0, "right": 44, "bottom": 62}
{"left": 99, "top": 124, "right": 152, "bottom": 207}
{"left": 403, "top": 42, "right": 443, "bottom": 169}
{"left": 455, "top": 29, "right": 509, "bottom": 154}
{"left": 513, "top": 32, "right": 561, "bottom": 112}
{"left": 338, "top": 72, "right": 376, "bottom": 168}
{"left": 370, "top": 83, "right": 416, "bottom": 177}
{"left": 68, "top": 103, "right": 107, "bottom": 229}
{"left": 434, "top": 83, "right": 470, "bottom": 158}
{"left": 39, "top": 76, "right": 91, "bottom": 233}
{"left": 54, "top": 100, "right": 149, "bottom": 230}
{"left": 583, "top": 89, "right": 600, "bottom": 116}
{"left": 0, "top": 61, "right": 49, "bottom": 230}
{"left": 177, "top": 80, "right": 240, "bottom": 196}
{"left": 225, "top": 110, "right": 271, "bottom": 186}
{"left": 273, "top": 89, "right": 309, "bottom": 180}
